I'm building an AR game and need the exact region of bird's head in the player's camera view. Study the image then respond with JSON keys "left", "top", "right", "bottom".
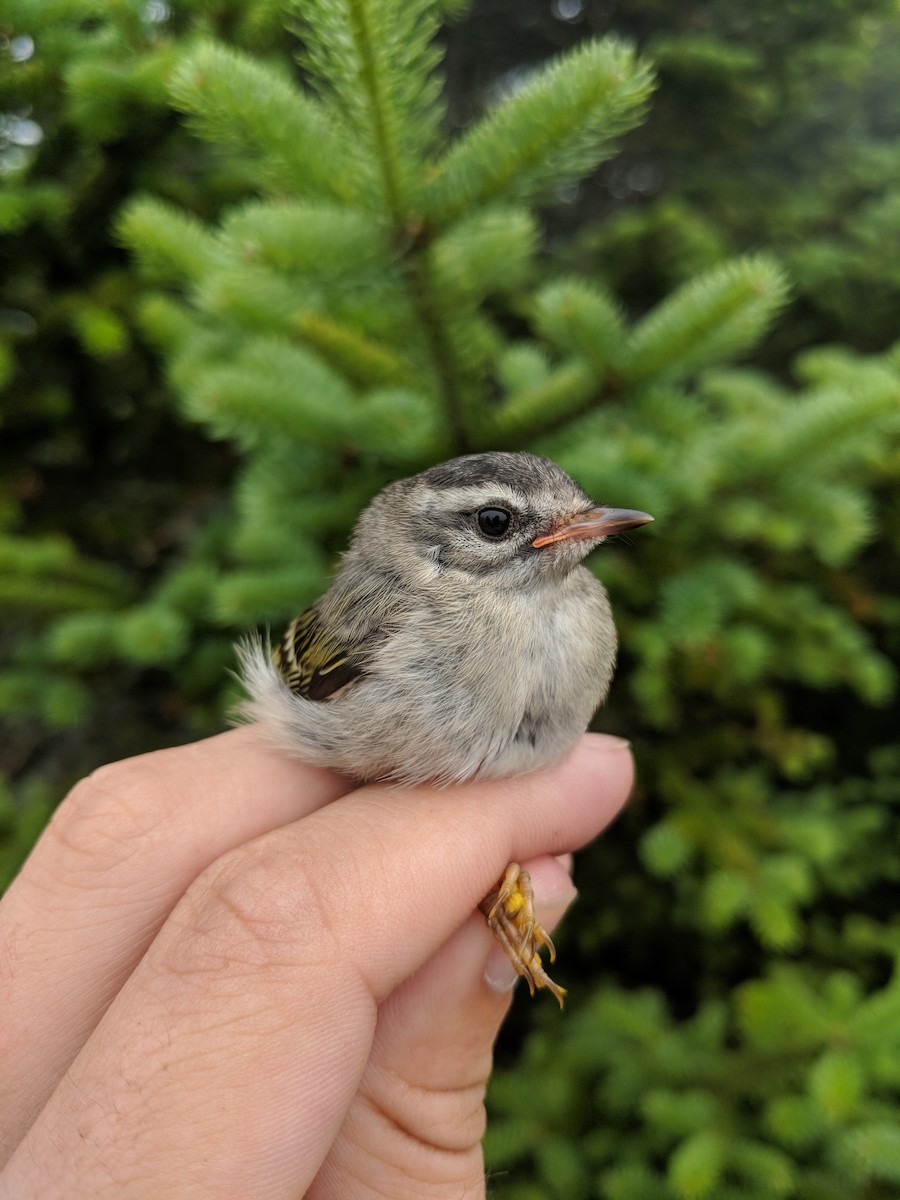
{"left": 351, "top": 452, "right": 652, "bottom": 590}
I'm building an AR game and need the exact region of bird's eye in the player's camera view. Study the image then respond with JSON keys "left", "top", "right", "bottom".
{"left": 476, "top": 507, "right": 512, "bottom": 539}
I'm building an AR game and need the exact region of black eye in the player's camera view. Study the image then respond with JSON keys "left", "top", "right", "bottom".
{"left": 477, "top": 507, "right": 512, "bottom": 539}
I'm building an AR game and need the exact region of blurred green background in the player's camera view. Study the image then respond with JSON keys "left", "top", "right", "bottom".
{"left": 2, "top": 1, "right": 900, "bottom": 1195}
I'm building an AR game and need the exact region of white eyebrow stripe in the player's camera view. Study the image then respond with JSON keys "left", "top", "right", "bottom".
{"left": 420, "top": 485, "right": 529, "bottom": 511}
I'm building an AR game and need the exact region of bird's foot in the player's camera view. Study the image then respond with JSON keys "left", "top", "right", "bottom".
{"left": 479, "top": 862, "right": 567, "bottom": 1008}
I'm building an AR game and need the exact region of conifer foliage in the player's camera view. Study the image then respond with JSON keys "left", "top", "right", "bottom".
{"left": 2, "top": 1, "right": 900, "bottom": 1196}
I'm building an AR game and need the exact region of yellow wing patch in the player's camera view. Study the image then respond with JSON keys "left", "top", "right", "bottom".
{"left": 274, "top": 607, "right": 363, "bottom": 701}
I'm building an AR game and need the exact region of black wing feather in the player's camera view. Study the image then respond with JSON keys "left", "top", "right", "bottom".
{"left": 273, "top": 607, "right": 366, "bottom": 702}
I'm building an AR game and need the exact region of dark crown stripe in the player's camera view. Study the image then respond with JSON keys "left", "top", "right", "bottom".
{"left": 421, "top": 452, "right": 558, "bottom": 494}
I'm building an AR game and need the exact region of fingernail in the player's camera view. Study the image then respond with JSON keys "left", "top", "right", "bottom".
{"left": 590, "top": 733, "right": 631, "bottom": 752}
{"left": 483, "top": 887, "right": 578, "bottom": 995}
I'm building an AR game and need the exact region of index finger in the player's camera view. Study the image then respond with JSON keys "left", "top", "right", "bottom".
{"left": 0, "top": 725, "right": 352, "bottom": 1161}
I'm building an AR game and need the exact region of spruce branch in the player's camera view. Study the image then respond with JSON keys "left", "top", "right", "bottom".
{"left": 116, "top": 607, "right": 190, "bottom": 666}
{"left": 0, "top": 578, "right": 126, "bottom": 613}
{"left": 220, "top": 200, "right": 392, "bottom": 277}
{"left": 337, "top": 0, "right": 406, "bottom": 222}
{"left": 136, "top": 294, "right": 202, "bottom": 356}
{"left": 185, "top": 338, "right": 355, "bottom": 448}
{"left": 403, "top": 245, "right": 473, "bottom": 452}
{"left": 213, "top": 566, "right": 325, "bottom": 624}
{"left": 769, "top": 376, "right": 900, "bottom": 475}
{"left": 659, "top": 559, "right": 762, "bottom": 648}
{"left": 293, "top": 0, "right": 469, "bottom": 438}
{"left": 424, "top": 38, "right": 654, "bottom": 224}
{"left": 49, "top": 614, "right": 121, "bottom": 667}
{"left": 356, "top": 386, "right": 444, "bottom": 461}
{"left": 486, "top": 360, "right": 596, "bottom": 443}
{"left": 701, "top": 370, "right": 900, "bottom": 488}
{"left": 496, "top": 344, "right": 552, "bottom": 395}
{"left": 532, "top": 278, "right": 627, "bottom": 375}
{"left": 194, "top": 262, "right": 319, "bottom": 333}
{"left": 430, "top": 206, "right": 538, "bottom": 301}
{"left": 623, "top": 256, "right": 790, "bottom": 383}
{"left": 255, "top": 477, "right": 388, "bottom": 538}
{"left": 232, "top": 447, "right": 382, "bottom": 554}
{"left": 293, "top": 0, "right": 444, "bottom": 218}
{"left": 775, "top": 479, "right": 872, "bottom": 566}
{"left": 0, "top": 670, "right": 87, "bottom": 730}
{"left": 0, "top": 535, "right": 132, "bottom": 612}
{"left": 293, "top": 312, "right": 416, "bottom": 386}
{"left": 117, "top": 196, "right": 220, "bottom": 283}
{"left": 169, "top": 41, "right": 350, "bottom": 201}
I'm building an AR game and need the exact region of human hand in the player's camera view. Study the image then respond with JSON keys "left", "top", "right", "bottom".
{"left": 0, "top": 727, "right": 633, "bottom": 1199}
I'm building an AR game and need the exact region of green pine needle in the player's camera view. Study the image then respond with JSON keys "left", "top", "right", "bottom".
{"left": 291, "top": 0, "right": 445, "bottom": 217}
{"left": 425, "top": 38, "right": 654, "bottom": 223}
{"left": 624, "top": 255, "right": 790, "bottom": 382}
{"left": 117, "top": 196, "right": 220, "bottom": 283}
{"left": 169, "top": 40, "right": 351, "bottom": 201}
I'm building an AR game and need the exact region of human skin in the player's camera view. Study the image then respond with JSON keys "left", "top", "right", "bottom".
{"left": 0, "top": 726, "right": 633, "bottom": 1199}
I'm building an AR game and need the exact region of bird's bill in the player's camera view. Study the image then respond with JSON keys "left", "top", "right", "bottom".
{"left": 532, "top": 507, "right": 654, "bottom": 548}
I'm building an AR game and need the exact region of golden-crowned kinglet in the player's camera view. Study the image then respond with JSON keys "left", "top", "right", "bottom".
{"left": 238, "top": 451, "right": 652, "bottom": 1003}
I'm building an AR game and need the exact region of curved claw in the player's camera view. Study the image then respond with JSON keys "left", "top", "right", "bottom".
{"left": 479, "top": 863, "right": 566, "bottom": 1008}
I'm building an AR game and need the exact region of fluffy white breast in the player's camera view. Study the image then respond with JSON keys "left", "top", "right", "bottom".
{"left": 237, "top": 564, "right": 616, "bottom": 786}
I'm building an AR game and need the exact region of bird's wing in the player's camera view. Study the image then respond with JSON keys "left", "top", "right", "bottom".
{"left": 274, "top": 568, "right": 411, "bottom": 704}
{"left": 273, "top": 603, "right": 374, "bottom": 701}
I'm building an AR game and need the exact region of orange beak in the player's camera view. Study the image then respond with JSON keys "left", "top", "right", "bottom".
{"left": 532, "top": 507, "right": 654, "bottom": 548}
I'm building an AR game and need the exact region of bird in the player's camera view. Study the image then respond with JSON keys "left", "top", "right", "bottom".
{"left": 237, "top": 451, "right": 652, "bottom": 1004}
